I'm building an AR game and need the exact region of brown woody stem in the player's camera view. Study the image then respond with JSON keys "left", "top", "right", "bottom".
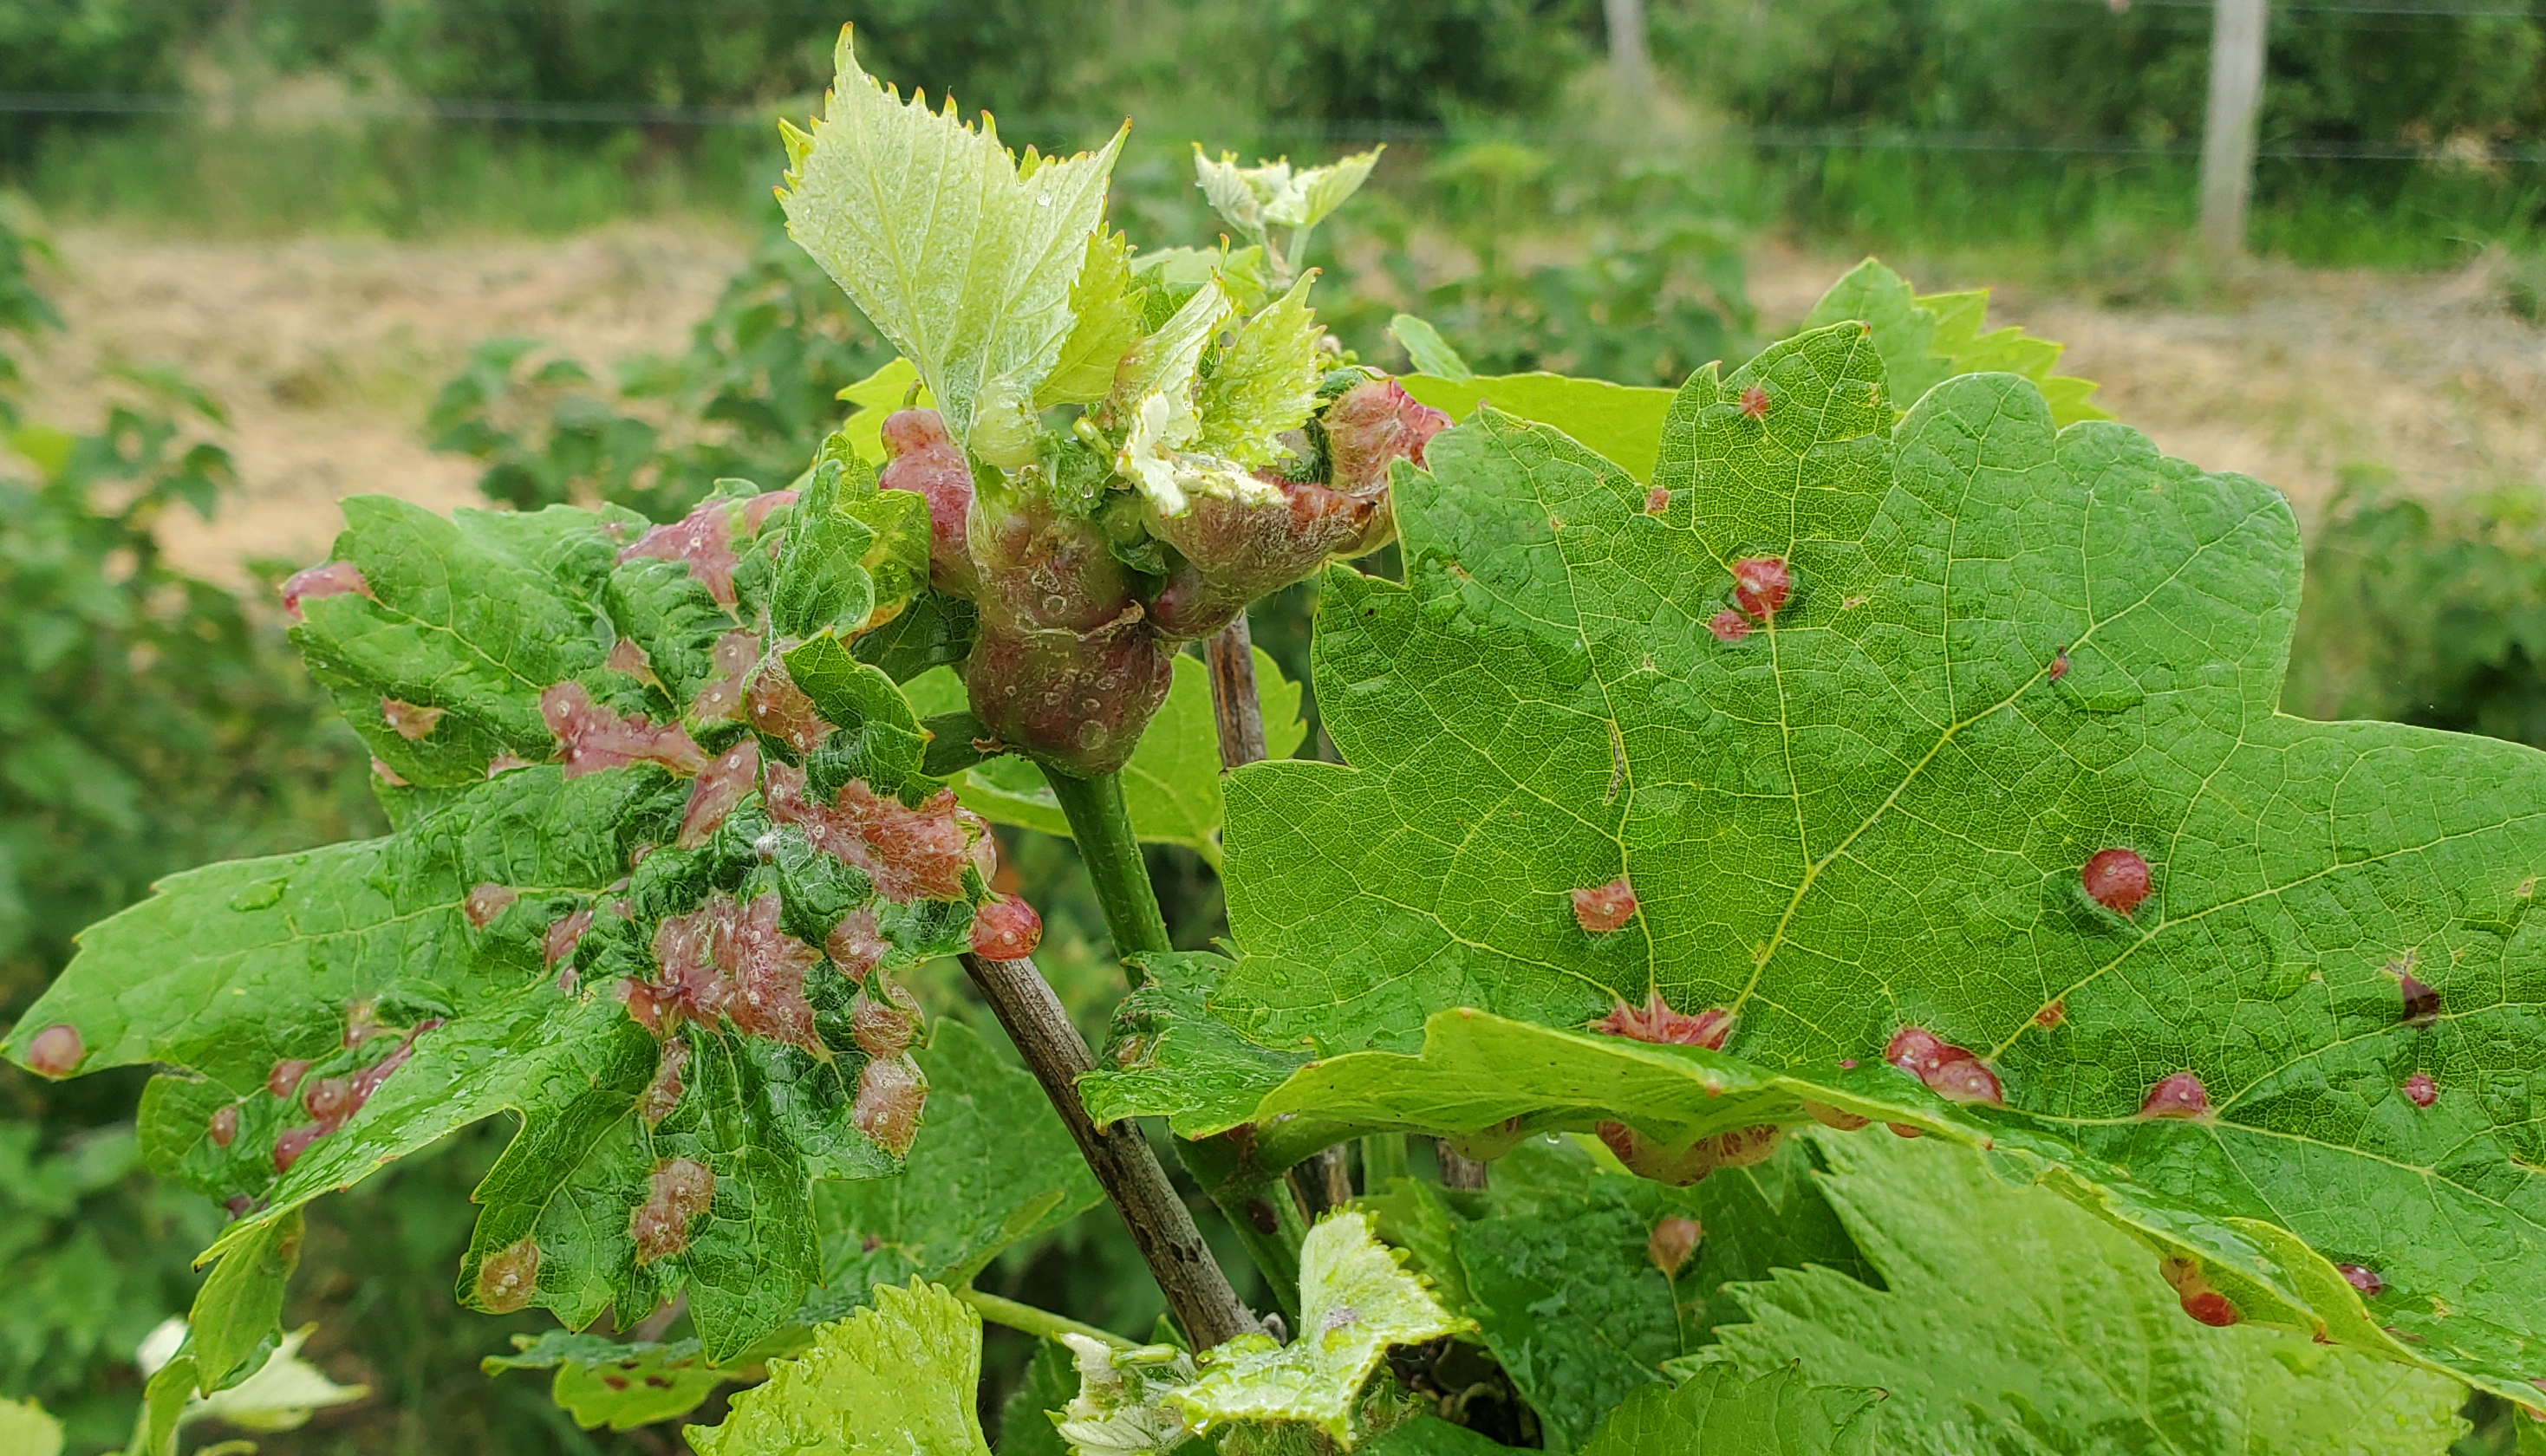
{"left": 960, "top": 950, "right": 1261, "bottom": 1349}
{"left": 1205, "top": 614, "right": 1269, "bottom": 769}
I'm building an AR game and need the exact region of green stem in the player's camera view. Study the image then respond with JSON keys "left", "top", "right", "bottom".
{"left": 1360, "top": 1134, "right": 1410, "bottom": 1189}
{"left": 1045, "top": 769, "right": 1172, "bottom": 977}
{"left": 958, "top": 1288, "right": 1134, "bottom": 1350}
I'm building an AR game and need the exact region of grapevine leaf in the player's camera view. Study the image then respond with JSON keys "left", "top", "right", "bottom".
{"left": 832, "top": 356, "right": 928, "bottom": 464}
{"left": 1194, "top": 278, "right": 1324, "bottom": 467}
{"left": 907, "top": 651, "right": 1305, "bottom": 861}
{"left": 778, "top": 28, "right": 1124, "bottom": 442}
{"left": 1396, "top": 373, "right": 1672, "bottom": 483}
{"left": 685, "top": 1279, "right": 990, "bottom": 1456}
{"left": 1039, "top": 231, "right": 1148, "bottom": 409}
{"left": 1387, "top": 315, "right": 1471, "bottom": 382}
{"left": 1805, "top": 257, "right": 2107, "bottom": 426}
{"left": 484, "top": 1332, "right": 758, "bottom": 1432}
{"left": 188, "top": 1209, "right": 302, "bottom": 1393}
{"left": 999, "top": 1336, "right": 1078, "bottom": 1456}
{"left": 1193, "top": 147, "right": 1384, "bottom": 237}
{"left": 1091, "top": 323, "right": 2546, "bottom": 1398}
{"left": 1717, "top": 1129, "right": 2468, "bottom": 1456}
{"left": 8, "top": 484, "right": 992, "bottom": 1362}
{"left": 1576, "top": 1363, "right": 1879, "bottom": 1456}
{"left": 0, "top": 1400, "right": 61, "bottom": 1456}
{"left": 806, "top": 1019, "right": 1103, "bottom": 1311}
{"left": 1169, "top": 1211, "right": 1470, "bottom": 1443}
{"left": 1361, "top": 1415, "right": 1514, "bottom": 1454}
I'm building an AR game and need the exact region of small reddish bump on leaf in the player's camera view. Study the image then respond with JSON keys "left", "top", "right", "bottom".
{"left": 464, "top": 882, "right": 517, "bottom": 929}
{"left": 968, "top": 895, "right": 1043, "bottom": 959}
{"left": 2392, "top": 953, "right": 2439, "bottom": 1027}
{"left": 2139, "top": 1071, "right": 2212, "bottom": 1120}
{"left": 2403, "top": 1071, "right": 2438, "bottom": 1108}
{"left": 1886, "top": 1123, "right": 1924, "bottom": 1139}
{"left": 272, "top": 1123, "right": 327, "bottom": 1173}
{"left": 370, "top": 757, "right": 408, "bottom": 786}
{"left": 379, "top": 698, "right": 445, "bottom": 739}
{"left": 1925, "top": 1056, "right": 2003, "bottom": 1105}
{"left": 1805, "top": 1101, "right": 1872, "bottom": 1132}
{"left": 223, "top": 1194, "right": 255, "bottom": 1219}
{"left": 1738, "top": 384, "right": 1770, "bottom": 419}
{"left": 475, "top": 1236, "right": 541, "bottom": 1314}
{"left": 1644, "top": 486, "right": 1670, "bottom": 515}
{"left": 1648, "top": 1215, "right": 1703, "bottom": 1278}
{"left": 486, "top": 752, "right": 531, "bottom": 778}
{"left": 2338, "top": 1263, "right": 2385, "bottom": 1297}
{"left": 677, "top": 741, "right": 761, "bottom": 849}
{"left": 24, "top": 1024, "right": 81, "bottom": 1078}
{"left": 1591, "top": 991, "right": 1732, "bottom": 1049}
{"left": 605, "top": 638, "right": 651, "bottom": 677}
{"left": 2035, "top": 1000, "right": 2067, "bottom": 1029}
{"left": 2080, "top": 848, "right": 2152, "bottom": 916}
{"left": 1885, "top": 1026, "right": 2005, "bottom": 1105}
{"left": 1572, "top": 876, "right": 1638, "bottom": 933}
{"left": 279, "top": 561, "right": 371, "bottom": 620}
{"left": 850, "top": 984, "right": 921, "bottom": 1060}
{"left": 1731, "top": 556, "right": 1791, "bottom": 619}
{"left": 630, "top": 1157, "right": 715, "bottom": 1264}
{"left": 2047, "top": 651, "right": 2069, "bottom": 682}
{"left": 617, "top": 500, "right": 743, "bottom": 607}
{"left": 303, "top": 1076, "right": 352, "bottom": 1124}
{"left": 207, "top": 1105, "right": 238, "bottom": 1147}
{"left": 1706, "top": 609, "right": 1752, "bottom": 643}
{"left": 827, "top": 907, "right": 889, "bottom": 980}
{"left": 1838, "top": 1057, "right": 1858, "bottom": 1069}
{"left": 640, "top": 1039, "right": 690, "bottom": 1127}
{"left": 851, "top": 1055, "right": 926, "bottom": 1156}
{"left": 267, "top": 1058, "right": 313, "bottom": 1099}
{"left": 544, "top": 908, "right": 595, "bottom": 968}
{"left": 2159, "top": 1256, "right": 2241, "bottom": 1327}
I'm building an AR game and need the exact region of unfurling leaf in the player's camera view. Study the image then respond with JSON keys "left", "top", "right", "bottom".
{"left": 1089, "top": 319, "right": 2546, "bottom": 1401}
{"left": 1387, "top": 315, "right": 1471, "bottom": 383}
{"left": 686, "top": 1280, "right": 990, "bottom": 1456}
{"left": 778, "top": 28, "right": 1124, "bottom": 440}
{"left": 1194, "top": 278, "right": 1324, "bottom": 467}
{"left": 1039, "top": 231, "right": 1148, "bottom": 409}
{"left": 1716, "top": 1130, "right": 2469, "bottom": 1456}
{"left": 1192, "top": 146, "right": 1384, "bottom": 240}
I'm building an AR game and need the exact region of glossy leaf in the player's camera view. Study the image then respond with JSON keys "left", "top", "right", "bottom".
{"left": 1577, "top": 1363, "right": 1879, "bottom": 1456}
{"left": 1396, "top": 372, "right": 1673, "bottom": 483}
{"left": 1039, "top": 232, "right": 1148, "bottom": 410}
{"left": 1387, "top": 315, "right": 1472, "bottom": 382}
{"left": 188, "top": 1209, "right": 301, "bottom": 1394}
{"left": 484, "top": 1331, "right": 752, "bottom": 1432}
{"left": 685, "top": 1279, "right": 990, "bottom": 1456}
{"left": 1091, "top": 322, "right": 2546, "bottom": 1399}
{"left": 778, "top": 29, "right": 1123, "bottom": 440}
{"left": 1718, "top": 1129, "right": 2468, "bottom": 1456}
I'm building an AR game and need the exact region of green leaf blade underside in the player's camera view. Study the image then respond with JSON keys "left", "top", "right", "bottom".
{"left": 778, "top": 29, "right": 1124, "bottom": 441}
{"left": 1719, "top": 1128, "right": 2468, "bottom": 1456}
{"left": 1397, "top": 372, "right": 1673, "bottom": 484}
{"left": 686, "top": 1279, "right": 991, "bottom": 1456}
{"left": 1093, "top": 322, "right": 2546, "bottom": 1396}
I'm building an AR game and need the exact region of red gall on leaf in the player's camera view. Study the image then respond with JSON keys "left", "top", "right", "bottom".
{"left": 765, "top": 763, "right": 973, "bottom": 903}
{"left": 606, "top": 637, "right": 653, "bottom": 679}
{"left": 1738, "top": 384, "right": 1770, "bottom": 419}
{"left": 852, "top": 1054, "right": 927, "bottom": 1156}
{"left": 2080, "top": 848, "right": 2152, "bottom": 916}
{"left": 544, "top": 908, "right": 595, "bottom": 968}
{"left": 463, "top": 882, "right": 518, "bottom": 929}
{"left": 475, "top": 1236, "right": 541, "bottom": 1314}
{"left": 878, "top": 408, "right": 980, "bottom": 599}
{"left": 2138, "top": 1071, "right": 2212, "bottom": 1120}
{"left": 850, "top": 983, "right": 921, "bottom": 1060}
{"left": 24, "top": 1023, "right": 81, "bottom": 1078}
{"left": 486, "top": 752, "right": 531, "bottom": 777}
{"left": 348, "top": 1020, "right": 435, "bottom": 1107}
{"left": 1885, "top": 1026, "right": 2004, "bottom": 1105}
{"left": 2338, "top": 1263, "right": 2385, "bottom": 1297}
{"left": 1590, "top": 991, "right": 1731, "bottom": 1050}
{"left": 1731, "top": 556, "right": 1791, "bottom": 619}
{"left": 1644, "top": 486, "right": 1670, "bottom": 515}
{"left": 2035, "top": 1000, "right": 2067, "bottom": 1029}
{"left": 2047, "top": 650, "right": 2070, "bottom": 682}
{"left": 640, "top": 1040, "right": 690, "bottom": 1128}
{"left": 303, "top": 1076, "right": 352, "bottom": 1124}
{"left": 1599, "top": 1121, "right": 1782, "bottom": 1186}
{"left": 618, "top": 498, "right": 742, "bottom": 608}
{"left": 273, "top": 1123, "right": 327, "bottom": 1173}
{"left": 676, "top": 741, "right": 761, "bottom": 848}
{"left": 542, "top": 682, "right": 710, "bottom": 779}
{"left": 1805, "top": 1101, "right": 1872, "bottom": 1132}
{"left": 2404, "top": 1071, "right": 2439, "bottom": 1108}
{"left": 826, "top": 907, "right": 889, "bottom": 980}
{"left": 1572, "top": 876, "right": 1638, "bottom": 934}
{"left": 969, "top": 894, "right": 1043, "bottom": 959}
{"left": 1648, "top": 1215, "right": 1703, "bottom": 1278}
{"left": 2389, "top": 952, "right": 2439, "bottom": 1027}
{"left": 380, "top": 698, "right": 445, "bottom": 739}
{"left": 1886, "top": 1123, "right": 1924, "bottom": 1139}
{"left": 638, "top": 892, "right": 824, "bottom": 1055}
{"left": 1706, "top": 609, "right": 1752, "bottom": 644}
{"left": 741, "top": 488, "right": 797, "bottom": 536}
{"left": 207, "top": 1104, "right": 238, "bottom": 1147}
{"left": 745, "top": 657, "right": 831, "bottom": 759}
{"left": 278, "top": 561, "right": 371, "bottom": 621}
{"left": 689, "top": 631, "right": 759, "bottom": 725}
{"left": 370, "top": 757, "right": 408, "bottom": 786}
{"left": 266, "top": 1058, "right": 312, "bottom": 1099}
{"left": 1323, "top": 377, "right": 1450, "bottom": 498}
{"left": 2159, "top": 1256, "right": 2240, "bottom": 1327}
{"left": 630, "top": 1157, "right": 715, "bottom": 1265}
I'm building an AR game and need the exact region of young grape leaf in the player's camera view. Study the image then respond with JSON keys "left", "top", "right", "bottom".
{"left": 1039, "top": 232, "right": 1149, "bottom": 411}
{"left": 778, "top": 28, "right": 1124, "bottom": 443}
{"left": 1717, "top": 1129, "right": 2467, "bottom": 1456}
{"left": 483, "top": 1331, "right": 746, "bottom": 1432}
{"left": 1169, "top": 1211, "right": 1469, "bottom": 1442}
{"left": 685, "top": 1279, "right": 990, "bottom": 1456}
{"left": 1805, "top": 257, "right": 2106, "bottom": 426}
{"left": 187, "top": 1209, "right": 302, "bottom": 1394}
{"left": 907, "top": 650, "right": 1306, "bottom": 863}
{"left": 0, "top": 1399, "right": 62, "bottom": 1456}
{"left": 999, "top": 1336, "right": 1078, "bottom": 1456}
{"left": 1361, "top": 1415, "right": 1515, "bottom": 1455}
{"left": 1088, "top": 322, "right": 2546, "bottom": 1401}
{"left": 1577, "top": 1363, "right": 1879, "bottom": 1456}
{"left": 1386, "top": 315, "right": 1471, "bottom": 382}
{"left": 4, "top": 474, "right": 993, "bottom": 1362}
{"left": 1396, "top": 373, "right": 1671, "bottom": 482}
{"left": 1193, "top": 278, "right": 1324, "bottom": 467}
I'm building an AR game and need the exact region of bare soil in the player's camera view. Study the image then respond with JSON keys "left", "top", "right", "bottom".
{"left": 15, "top": 224, "right": 2546, "bottom": 586}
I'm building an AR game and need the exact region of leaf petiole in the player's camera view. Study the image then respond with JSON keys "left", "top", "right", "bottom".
{"left": 955, "top": 1288, "right": 1134, "bottom": 1351}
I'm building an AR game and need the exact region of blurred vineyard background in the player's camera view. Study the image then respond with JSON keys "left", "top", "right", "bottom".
{"left": 6, "top": 0, "right": 2546, "bottom": 1451}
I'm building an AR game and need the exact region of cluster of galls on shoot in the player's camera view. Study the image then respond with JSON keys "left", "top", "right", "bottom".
{"left": 1566, "top": 841, "right": 2439, "bottom": 1329}
{"left": 880, "top": 373, "right": 1448, "bottom": 776}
